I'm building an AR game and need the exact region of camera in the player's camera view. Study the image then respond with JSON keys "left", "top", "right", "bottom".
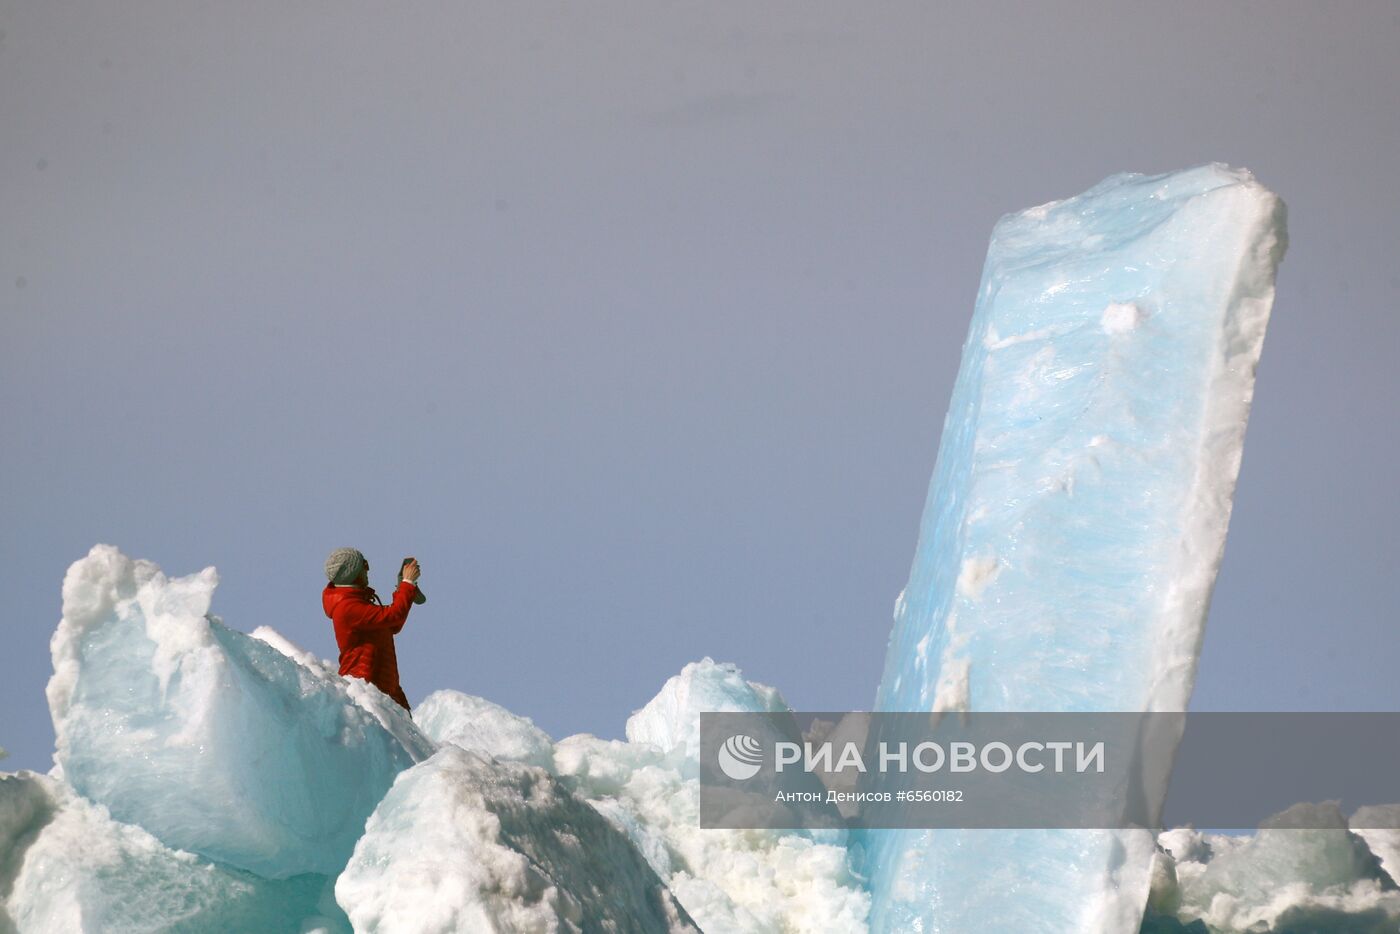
{"left": 398, "top": 557, "right": 427, "bottom": 605}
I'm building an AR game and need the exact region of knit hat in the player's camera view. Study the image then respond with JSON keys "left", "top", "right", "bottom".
{"left": 325, "top": 547, "right": 368, "bottom": 585}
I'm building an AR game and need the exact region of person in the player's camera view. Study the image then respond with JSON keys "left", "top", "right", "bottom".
{"left": 322, "top": 547, "right": 421, "bottom": 711}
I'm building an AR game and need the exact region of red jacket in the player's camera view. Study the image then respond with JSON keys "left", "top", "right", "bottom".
{"left": 323, "top": 581, "right": 418, "bottom": 710}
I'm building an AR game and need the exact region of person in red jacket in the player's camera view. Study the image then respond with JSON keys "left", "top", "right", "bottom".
{"left": 323, "top": 547, "right": 421, "bottom": 711}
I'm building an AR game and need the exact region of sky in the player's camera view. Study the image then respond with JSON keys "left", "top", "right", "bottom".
{"left": 2, "top": 2, "right": 1398, "bottom": 773}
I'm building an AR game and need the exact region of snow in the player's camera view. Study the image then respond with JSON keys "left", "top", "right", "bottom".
{"left": 553, "top": 732, "right": 870, "bottom": 932}
{"left": 1149, "top": 808, "right": 1400, "bottom": 932}
{"left": 556, "top": 659, "right": 870, "bottom": 932}
{"left": 867, "top": 164, "right": 1288, "bottom": 932}
{"left": 1352, "top": 806, "right": 1400, "bottom": 885}
{"left": 1102, "top": 301, "right": 1145, "bottom": 334}
{"left": 624, "top": 657, "right": 789, "bottom": 764}
{"left": 413, "top": 690, "right": 555, "bottom": 770}
{"left": 335, "top": 746, "right": 698, "bottom": 933}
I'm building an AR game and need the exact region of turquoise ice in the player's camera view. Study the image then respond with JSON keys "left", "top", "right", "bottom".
{"left": 865, "top": 164, "right": 1287, "bottom": 931}
{"left": 0, "top": 771, "right": 340, "bottom": 933}
{"left": 47, "top": 545, "right": 436, "bottom": 880}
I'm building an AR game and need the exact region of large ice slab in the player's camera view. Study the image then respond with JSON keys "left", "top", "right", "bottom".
{"left": 867, "top": 165, "right": 1287, "bottom": 931}
{"left": 47, "top": 545, "right": 436, "bottom": 879}
{"left": 334, "top": 746, "right": 699, "bottom": 933}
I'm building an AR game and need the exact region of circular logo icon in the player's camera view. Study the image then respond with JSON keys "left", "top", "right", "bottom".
{"left": 717, "top": 734, "right": 763, "bottom": 781}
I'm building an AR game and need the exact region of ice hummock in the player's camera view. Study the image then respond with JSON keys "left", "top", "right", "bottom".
{"left": 414, "top": 659, "right": 871, "bottom": 931}
{"left": 625, "top": 657, "right": 790, "bottom": 765}
{"left": 335, "top": 746, "right": 700, "bottom": 933}
{"left": 413, "top": 689, "right": 556, "bottom": 770}
{"left": 557, "top": 659, "right": 871, "bottom": 933}
{"left": 867, "top": 164, "right": 1288, "bottom": 931}
{"left": 47, "top": 545, "right": 435, "bottom": 879}
{"left": 8, "top": 546, "right": 870, "bottom": 932}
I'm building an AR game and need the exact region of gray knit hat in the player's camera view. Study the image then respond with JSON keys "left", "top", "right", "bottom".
{"left": 325, "top": 547, "right": 368, "bottom": 585}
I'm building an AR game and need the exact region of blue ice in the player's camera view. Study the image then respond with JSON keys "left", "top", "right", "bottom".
{"left": 865, "top": 164, "right": 1287, "bottom": 932}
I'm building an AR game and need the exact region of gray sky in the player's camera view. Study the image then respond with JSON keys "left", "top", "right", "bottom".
{"left": 3, "top": 2, "right": 1398, "bottom": 772}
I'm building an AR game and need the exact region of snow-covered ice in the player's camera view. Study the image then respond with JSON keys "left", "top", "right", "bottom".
{"left": 624, "top": 658, "right": 789, "bottom": 765}
{"left": 556, "top": 659, "right": 871, "bottom": 934}
{"left": 1147, "top": 808, "right": 1400, "bottom": 932}
{"left": 335, "top": 746, "right": 698, "bottom": 933}
{"left": 1352, "top": 805, "right": 1400, "bottom": 886}
{"left": 413, "top": 690, "right": 555, "bottom": 770}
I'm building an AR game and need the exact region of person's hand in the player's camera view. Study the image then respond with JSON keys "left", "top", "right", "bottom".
{"left": 401, "top": 558, "right": 420, "bottom": 584}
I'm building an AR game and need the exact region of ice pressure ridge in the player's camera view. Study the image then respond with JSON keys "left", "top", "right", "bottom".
{"left": 3, "top": 552, "right": 1399, "bottom": 932}
{"left": 5, "top": 166, "right": 1395, "bottom": 934}
{"left": 3, "top": 546, "right": 869, "bottom": 933}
